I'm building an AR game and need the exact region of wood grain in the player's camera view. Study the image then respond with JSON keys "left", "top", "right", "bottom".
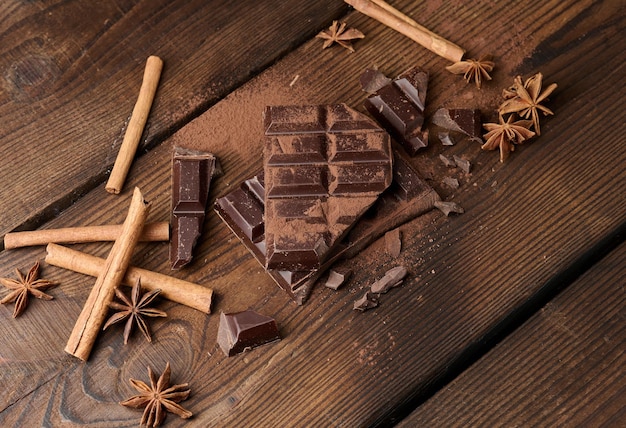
{"left": 0, "top": 0, "right": 348, "bottom": 238}
{"left": 399, "top": 240, "right": 626, "bottom": 427}
{"left": 0, "top": 0, "right": 624, "bottom": 426}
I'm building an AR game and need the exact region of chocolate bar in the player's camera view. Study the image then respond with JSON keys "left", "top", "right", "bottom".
{"left": 215, "top": 150, "right": 440, "bottom": 304}
{"left": 170, "top": 147, "right": 216, "bottom": 270}
{"left": 216, "top": 310, "right": 280, "bottom": 357}
{"left": 363, "top": 66, "right": 429, "bottom": 156}
{"left": 263, "top": 104, "right": 393, "bottom": 271}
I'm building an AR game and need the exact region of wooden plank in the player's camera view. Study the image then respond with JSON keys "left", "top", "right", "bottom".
{"left": 1, "top": 0, "right": 624, "bottom": 426}
{"left": 0, "top": 0, "right": 347, "bottom": 238}
{"left": 399, "top": 240, "right": 626, "bottom": 427}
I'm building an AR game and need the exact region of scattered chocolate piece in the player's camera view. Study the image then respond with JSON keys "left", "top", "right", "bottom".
{"left": 432, "top": 108, "right": 482, "bottom": 138}
{"left": 370, "top": 266, "right": 408, "bottom": 294}
{"left": 263, "top": 104, "right": 393, "bottom": 271}
{"left": 217, "top": 310, "right": 281, "bottom": 357}
{"left": 325, "top": 267, "right": 352, "bottom": 290}
{"left": 439, "top": 154, "right": 456, "bottom": 168}
{"left": 385, "top": 228, "right": 402, "bottom": 258}
{"left": 434, "top": 200, "right": 465, "bottom": 216}
{"left": 170, "top": 147, "right": 216, "bottom": 270}
{"left": 453, "top": 155, "right": 472, "bottom": 173}
{"left": 438, "top": 131, "right": 456, "bottom": 146}
{"left": 360, "top": 68, "right": 392, "bottom": 94}
{"left": 353, "top": 291, "right": 378, "bottom": 311}
{"left": 442, "top": 177, "right": 460, "bottom": 189}
{"left": 364, "top": 66, "right": 429, "bottom": 156}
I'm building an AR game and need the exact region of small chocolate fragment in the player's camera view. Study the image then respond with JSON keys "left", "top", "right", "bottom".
{"left": 453, "top": 155, "right": 472, "bottom": 173}
{"left": 353, "top": 291, "right": 378, "bottom": 311}
{"left": 432, "top": 108, "right": 482, "bottom": 138}
{"left": 370, "top": 266, "right": 408, "bottom": 294}
{"left": 325, "top": 267, "right": 352, "bottom": 290}
{"left": 360, "top": 68, "right": 392, "bottom": 94}
{"left": 434, "top": 200, "right": 465, "bottom": 216}
{"left": 170, "top": 147, "right": 216, "bottom": 270}
{"left": 364, "top": 66, "right": 429, "bottom": 156}
{"left": 263, "top": 104, "right": 393, "bottom": 271}
{"left": 439, "top": 154, "right": 456, "bottom": 168}
{"left": 442, "top": 176, "right": 460, "bottom": 189}
{"left": 385, "top": 228, "right": 402, "bottom": 258}
{"left": 438, "top": 131, "right": 456, "bottom": 146}
{"left": 217, "top": 310, "right": 280, "bottom": 357}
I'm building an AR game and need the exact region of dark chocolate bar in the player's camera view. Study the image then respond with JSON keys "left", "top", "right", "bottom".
{"left": 215, "top": 150, "right": 440, "bottom": 304}
{"left": 364, "top": 66, "right": 429, "bottom": 156}
{"left": 216, "top": 310, "right": 280, "bottom": 357}
{"left": 263, "top": 104, "right": 393, "bottom": 271}
{"left": 170, "top": 147, "right": 216, "bottom": 270}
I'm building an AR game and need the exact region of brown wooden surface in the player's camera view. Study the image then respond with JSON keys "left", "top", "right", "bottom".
{"left": 1, "top": 0, "right": 625, "bottom": 426}
{"left": 399, "top": 240, "right": 626, "bottom": 427}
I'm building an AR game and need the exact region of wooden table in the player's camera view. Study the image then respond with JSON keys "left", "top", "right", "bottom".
{"left": 1, "top": 0, "right": 624, "bottom": 426}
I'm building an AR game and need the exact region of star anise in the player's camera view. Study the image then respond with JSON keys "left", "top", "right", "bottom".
{"left": 482, "top": 114, "right": 535, "bottom": 162}
{"left": 316, "top": 20, "right": 365, "bottom": 53}
{"left": 120, "top": 362, "right": 192, "bottom": 427}
{"left": 498, "top": 72, "right": 557, "bottom": 135}
{"left": 445, "top": 55, "right": 495, "bottom": 89}
{"left": 0, "top": 261, "right": 56, "bottom": 317}
{"left": 103, "top": 278, "right": 167, "bottom": 344}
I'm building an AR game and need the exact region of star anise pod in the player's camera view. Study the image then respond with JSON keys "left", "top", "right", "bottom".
{"left": 120, "top": 362, "right": 192, "bottom": 427}
{"left": 482, "top": 114, "right": 535, "bottom": 162}
{"left": 316, "top": 20, "right": 365, "bottom": 53}
{"left": 0, "top": 261, "right": 56, "bottom": 317}
{"left": 445, "top": 55, "right": 495, "bottom": 89}
{"left": 103, "top": 278, "right": 167, "bottom": 344}
{"left": 498, "top": 72, "right": 557, "bottom": 135}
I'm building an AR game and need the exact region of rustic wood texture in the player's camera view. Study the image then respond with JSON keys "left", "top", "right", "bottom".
{"left": 399, "top": 240, "right": 626, "bottom": 427}
{"left": 0, "top": 0, "right": 624, "bottom": 426}
{"left": 0, "top": 0, "right": 348, "bottom": 239}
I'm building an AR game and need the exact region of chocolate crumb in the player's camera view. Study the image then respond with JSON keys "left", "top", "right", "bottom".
{"left": 370, "top": 266, "right": 408, "bottom": 294}
{"left": 434, "top": 200, "right": 465, "bottom": 216}
{"left": 453, "top": 155, "right": 472, "bottom": 173}
{"left": 325, "top": 268, "right": 353, "bottom": 290}
{"left": 442, "top": 177, "right": 460, "bottom": 189}
{"left": 385, "top": 228, "right": 402, "bottom": 258}
{"left": 439, "top": 154, "right": 456, "bottom": 168}
{"left": 353, "top": 291, "right": 378, "bottom": 311}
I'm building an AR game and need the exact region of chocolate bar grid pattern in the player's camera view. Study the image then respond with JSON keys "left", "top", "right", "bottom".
{"left": 264, "top": 104, "right": 392, "bottom": 270}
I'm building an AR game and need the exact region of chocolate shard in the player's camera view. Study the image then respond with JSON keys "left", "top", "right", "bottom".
{"left": 360, "top": 68, "right": 392, "bottom": 94}
{"left": 385, "top": 228, "right": 402, "bottom": 258}
{"left": 438, "top": 131, "right": 456, "bottom": 146}
{"left": 364, "top": 65, "right": 429, "bottom": 156}
{"left": 353, "top": 291, "right": 378, "bottom": 311}
{"left": 170, "top": 147, "right": 216, "bottom": 270}
{"left": 217, "top": 310, "right": 281, "bottom": 357}
{"left": 439, "top": 154, "right": 456, "bottom": 168}
{"left": 432, "top": 108, "right": 482, "bottom": 138}
{"left": 325, "top": 267, "right": 352, "bottom": 290}
{"left": 443, "top": 176, "right": 460, "bottom": 189}
{"left": 370, "top": 266, "right": 408, "bottom": 294}
{"left": 434, "top": 200, "right": 465, "bottom": 216}
{"left": 453, "top": 155, "right": 472, "bottom": 173}
{"left": 263, "top": 104, "right": 393, "bottom": 271}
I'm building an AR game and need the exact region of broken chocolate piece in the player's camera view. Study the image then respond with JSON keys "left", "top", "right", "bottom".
{"left": 442, "top": 176, "right": 460, "bottom": 189}
{"left": 370, "top": 266, "right": 408, "bottom": 294}
{"left": 263, "top": 104, "right": 393, "bottom": 271}
{"left": 364, "top": 66, "right": 429, "bottom": 156}
{"left": 353, "top": 291, "right": 378, "bottom": 311}
{"left": 434, "top": 200, "right": 465, "bottom": 216}
{"left": 453, "top": 155, "right": 472, "bottom": 173}
{"left": 439, "top": 154, "right": 456, "bottom": 168}
{"left": 217, "top": 310, "right": 280, "bottom": 357}
{"left": 325, "top": 267, "right": 352, "bottom": 290}
{"left": 385, "top": 228, "right": 402, "bottom": 258}
{"left": 170, "top": 147, "right": 216, "bottom": 270}
{"left": 360, "top": 68, "right": 392, "bottom": 94}
{"left": 438, "top": 132, "right": 455, "bottom": 146}
{"left": 432, "top": 108, "right": 482, "bottom": 138}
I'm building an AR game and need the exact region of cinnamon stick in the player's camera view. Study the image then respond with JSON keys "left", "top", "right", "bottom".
{"left": 4, "top": 222, "right": 169, "bottom": 249}
{"left": 106, "top": 56, "right": 163, "bottom": 194}
{"left": 344, "top": 0, "right": 465, "bottom": 63}
{"left": 45, "top": 243, "right": 212, "bottom": 314}
{"left": 65, "top": 187, "right": 150, "bottom": 361}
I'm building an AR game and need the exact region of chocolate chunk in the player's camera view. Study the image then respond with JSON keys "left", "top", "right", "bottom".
{"left": 217, "top": 310, "right": 280, "bottom": 357}
{"left": 360, "top": 68, "right": 392, "bottom": 94}
{"left": 215, "top": 150, "right": 440, "bottom": 304}
{"left": 364, "top": 66, "right": 429, "bottom": 156}
{"left": 434, "top": 200, "right": 465, "bottom": 216}
{"left": 370, "top": 266, "right": 408, "bottom": 294}
{"left": 438, "top": 131, "right": 456, "bottom": 146}
{"left": 432, "top": 108, "right": 482, "bottom": 138}
{"left": 325, "top": 267, "right": 352, "bottom": 290}
{"left": 453, "top": 155, "right": 472, "bottom": 173}
{"left": 442, "top": 176, "right": 460, "bottom": 189}
{"left": 170, "top": 147, "right": 216, "bottom": 270}
{"left": 385, "top": 228, "right": 402, "bottom": 258}
{"left": 353, "top": 291, "right": 378, "bottom": 311}
{"left": 439, "top": 154, "right": 456, "bottom": 168}
{"left": 263, "top": 104, "right": 393, "bottom": 271}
